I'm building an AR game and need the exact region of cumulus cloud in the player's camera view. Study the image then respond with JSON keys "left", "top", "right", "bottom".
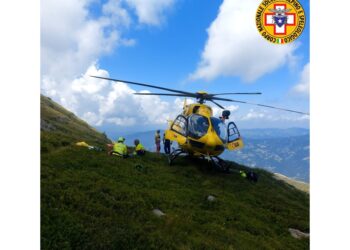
{"left": 240, "top": 109, "right": 266, "bottom": 121}
{"left": 190, "top": 0, "right": 298, "bottom": 82}
{"left": 125, "top": 0, "right": 175, "bottom": 25}
{"left": 71, "top": 65, "right": 109, "bottom": 94}
{"left": 95, "top": 82, "right": 190, "bottom": 126}
{"left": 44, "top": 63, "right": 187, "bottom": 127}
{"left": 292, "top": 63, "right": 309, "bottom": 96}
{"left": 82, "top": 111, "right": 102, "bottom": 126}
{"left": 41, "top": 0, "right": 177, "bottom": 83}
{"left": 212, "top": 104, "right": 239, "bottom": 118}
{"left": 41, "top": 0, "right": 178, "bottom": 127}
{"left": 44, "top": 63, "right": 307, "bottom": 128}
{"left": 41, "top": 0, "right": 125, "bottom": 83}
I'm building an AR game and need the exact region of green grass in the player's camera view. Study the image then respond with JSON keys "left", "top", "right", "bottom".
{"left": 42, "top": 147, "right": 309, "bottom": 249}
{"left": 41, "top": 94, "right": 309, "bottom": 249}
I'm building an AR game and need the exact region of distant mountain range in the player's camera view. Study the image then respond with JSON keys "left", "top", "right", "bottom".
{"left": 237, "top": 128, "right": 309, "bottom": 139}
{"left": 221, "top": 133, "right": 309, "bottom": 182}
{"left": 124, "top": 128, "right": 310, "bottom": 182}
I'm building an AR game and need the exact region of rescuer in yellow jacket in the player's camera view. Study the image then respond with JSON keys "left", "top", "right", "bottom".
{"left": 133, "top": 139, "right": 146, "bottom": 156}
{"left": 112, "top": 137, "right": 128, "bottom": 158}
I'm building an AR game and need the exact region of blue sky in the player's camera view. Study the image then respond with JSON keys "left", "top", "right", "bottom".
{"left": 41, "top": 0, "right": 309, "bottom": 137}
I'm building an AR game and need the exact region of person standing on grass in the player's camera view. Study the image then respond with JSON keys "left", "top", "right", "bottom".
{"left": 155, "top": 130, "right": 161, "bottom": 154}
{"left": 163, "top": 132, "right": 171, "bottom": 154}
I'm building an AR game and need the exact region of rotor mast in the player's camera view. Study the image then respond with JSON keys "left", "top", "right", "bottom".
{"left": 196, "top": 91, "right": 208, "bottom": 104}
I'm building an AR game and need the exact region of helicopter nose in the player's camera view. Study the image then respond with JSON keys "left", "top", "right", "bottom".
{"left": 206, "top": 133, "right": 217, "bottom": 147}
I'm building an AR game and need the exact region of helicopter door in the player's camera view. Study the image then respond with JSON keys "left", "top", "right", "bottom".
{"left": 166, "top": 115, "right": 187, "bottom": 145}
{"left": 226, "top": 121, "right": 244, "bottom": 150}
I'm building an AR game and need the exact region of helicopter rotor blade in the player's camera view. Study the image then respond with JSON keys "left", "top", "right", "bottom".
{"left": 211, "top": 97, "right": 309, "bottom": 115}
{"left": 249, "top": 103, "right": 309, "bottom": 115}
{"left": 134, "top": 93, "right": 193, "bottom": 97}
{"left": 90, "top": 76, "right": 196, "bottom": 96}
{"left": 212, "top": 92, "right": 262, "bottom": 95}
{"left": 209, "top": 100, "right": 225, "bottom": 109}
{"left": 210, "top": 96, "right": 239, "bottom": 102}
{"left": 90, "top": 76, "right": 307, "bottom": 115}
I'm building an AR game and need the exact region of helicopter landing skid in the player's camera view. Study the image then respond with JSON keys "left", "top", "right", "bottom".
{"left": 209, "top": 156, "right": 230, "bottom": 173}
{"left": 168, "top": 148, "right": 186, "bottom": 166}
{"left": 168, "top": 150, "right": 230, "bottom": 173}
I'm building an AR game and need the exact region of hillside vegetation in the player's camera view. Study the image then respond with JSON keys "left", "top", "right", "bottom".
{"left": 41, "top": 95, "right": 111, "bottom": 153}
{"left": 41, "top": 95, "right": 309, "bottom": 249}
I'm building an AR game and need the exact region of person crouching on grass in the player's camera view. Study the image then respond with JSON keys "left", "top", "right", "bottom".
{"left": 133, "top": 139, "right": 146, "bottom": 156}
{"left": 110, "top": 137, "right": 129, "bottom": 158}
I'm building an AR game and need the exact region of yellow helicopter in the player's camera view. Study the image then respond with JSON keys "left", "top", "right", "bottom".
{"left": 91, "top": 76, "right": 309, "bottom": 171}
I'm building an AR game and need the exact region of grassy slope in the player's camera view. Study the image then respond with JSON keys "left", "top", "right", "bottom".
{"left": 40, "top": 95, "right": 111, "bottom": 152}
{"left": 41, "top": 95, "right": 309, "bottom": 249}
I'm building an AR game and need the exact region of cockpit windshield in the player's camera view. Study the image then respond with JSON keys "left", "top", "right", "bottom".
{"left": 210, "top": 117, "right": 227, "bottom": 143}
{"left": 188, "top": 114, "right": 209, "bottom": 139}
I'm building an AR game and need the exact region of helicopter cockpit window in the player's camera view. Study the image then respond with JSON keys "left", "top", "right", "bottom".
{"left": 188, "top": 114, "right": 209, "bottom": 139}
{"left": 210, "top": 117, "right": 227, "bottom": 143}
{"left": 171, "top": 115, "right": 187, "bottom": 136}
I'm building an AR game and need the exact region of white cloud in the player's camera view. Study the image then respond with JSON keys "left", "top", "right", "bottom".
{"left": 71, "top": 65, "right": 109, "bottom": 94}
{"left": 44, "top": 63, "right": 308, "bottom": 128}
{"left": 106, "top": 117, "right": 137, "bottom": 126}
{"left": 43, "top": 63, "right": 242, "bottom": 128}
{"left": 239, "top": 108, "right": 309, "bottom": 122}
{"left": 41, "top": 0, "right": 126, "bottom": 83}
{"left": 82, "top": 111, "right": 102, "bottom": 126}
{"left": 125, "top": 0, "right": 175, "bottom": 26}
{"left": 292, "top": 63, "right": 310, "bottom": 96}
{"left": 41, "top": 0, "right": 177, "bottom": 86}
{"left": 212, "top": 104, "right": 239, "bottom": 118}
{"left": 240, "top": 109, "right": 266, "bottom": 121}
{"left": 41, "top": 0, "right": 179, "bottom": 127}
{"left": 102, "top": 0, "right": 132, "bottom": 27}
{"left": 44, "top": 63, "right": 187, "bottom": 127}
{"left": 190, "top": 0, "right": 298, "bottom": 82}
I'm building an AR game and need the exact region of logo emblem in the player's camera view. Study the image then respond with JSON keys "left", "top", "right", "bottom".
{"left": 256, "top": 0, "right": 306, "bottom": 44}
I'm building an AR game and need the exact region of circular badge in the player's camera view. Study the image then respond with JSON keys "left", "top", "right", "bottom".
{"left": 256, "top": 0, "right": 306, "bottom": 44}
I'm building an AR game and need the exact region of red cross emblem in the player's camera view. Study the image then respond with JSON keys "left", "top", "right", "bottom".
{"left": 264, "top": 4, "right": 296, "bottom": 35}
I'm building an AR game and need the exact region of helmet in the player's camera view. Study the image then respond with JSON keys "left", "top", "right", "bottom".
{"left": 134, "top": 139, "right": 140, "bottom": 145}
{"left": 222, "top": 110, "right": 231, "bottom": 119}
{"left": 118, "top": 137, "right": 125, "bottom": 142}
